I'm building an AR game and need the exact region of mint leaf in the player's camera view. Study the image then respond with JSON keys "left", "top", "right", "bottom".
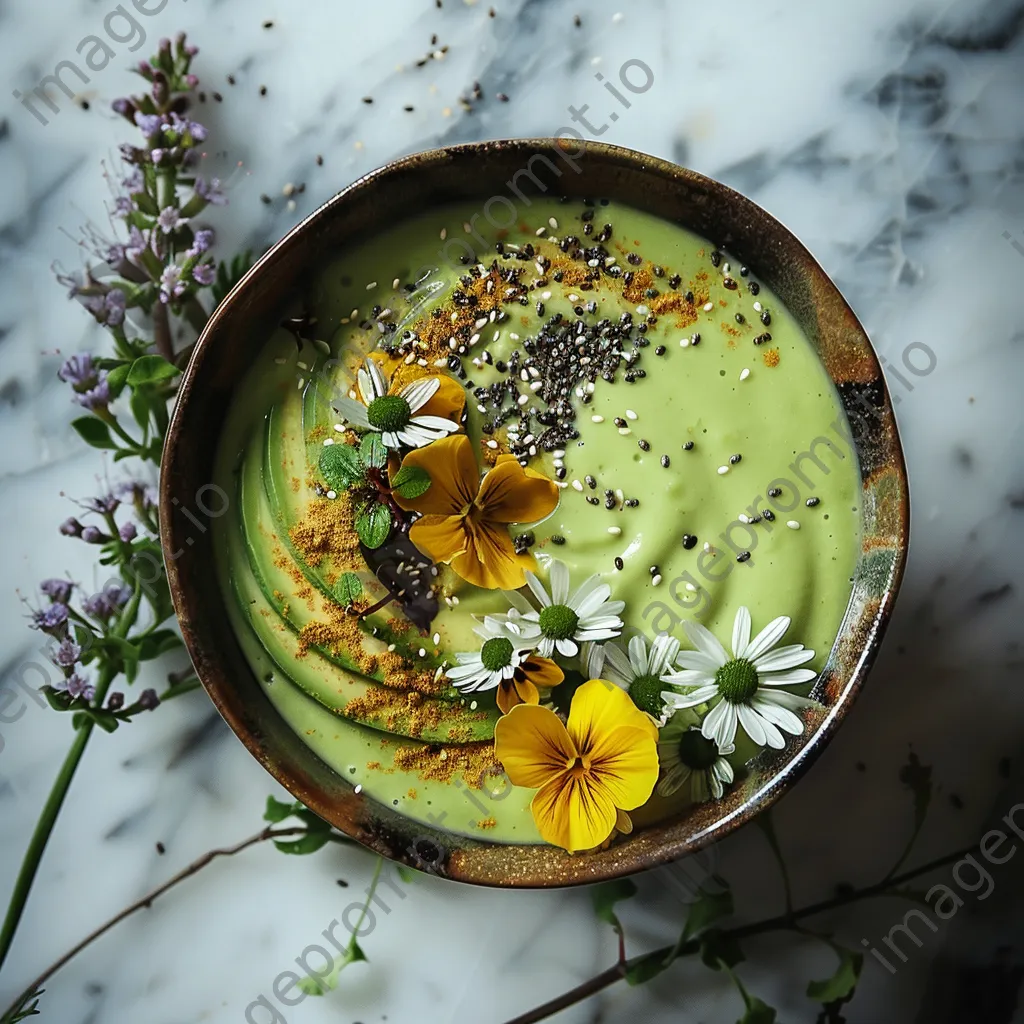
{"left": 355, "top": 503, "right": 392, "bottom": 549}
{"left": 391, "top": 464, "right": 431, "bottom": 499}
{"left": 336, "top": 572, "right": 363, "bottom": 606}
{"left": 273, "top": 831, "right": 330, "bottom": 855}
{"left": 806, "top": 946, "right": 863, "bottom": 1004}
{"left": 264, "top": 795, "right": 296, "bottom": 824}
{"left": 624, "top": 950, "right": 672, "bottom": 986}
{"left": 359, "top": 432, "right": 387, "bottom": 469}
{"left": 71, "top": 417, "right": 118, "bottom": 450}
{"left": 683, "top": 880, "right": 733, "bottom": 941}
{"left": 319, "top": 443, "right": 365, "bottom": 490}
{"left": 738, "top": 997, "right": 776, "bottom": 1023}
{"left": 126, "top": 354, "right": 180, "bottom": 386}
{"left": 591, "top": 878, "right": 637, "bottom": 942}
{"left": 105, "top": 363, "right": 131, "bottom": 398}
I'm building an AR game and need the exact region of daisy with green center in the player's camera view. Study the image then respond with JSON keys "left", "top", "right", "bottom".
{"left": 333, "top": 356, "right": 461, "bottom": 450}
{"left": 661, "top": 606, "right": 819, "bottom": 751}
{"left": 504, "top": 558, "right": 624, "bottom": 658}
{"left": 445, "top": 617, "right": 533, "bottom": 694}
{"left": 656, "top": 713, "right": 735, "bottom": 801}
{"left": 588, "top": 633, "right": 680, "bottom": 721}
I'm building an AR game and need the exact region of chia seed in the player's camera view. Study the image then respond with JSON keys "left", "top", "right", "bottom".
{"left": 614, "top": 556, "right": 624, "bottom": 570}
{"left": 749, "top": 281, "right": 761, "bottom": 295}
{"left": 683, "top": 440, "right": 695, "bottom": 450}
{"left": 806, "top": 496, "right": 821, "bottom": 507}
{"left": 737, "top": 551, "right": 751, "bottom": 563}
{"left": 710, "top": 250, "right": 721, "bottom": 267}
{"left": 761, "top": 310, "right": 772, "bottom": 326}
{"left": 625, "top": 498, "right": 639, "bottom": 507}
{"left": 767, "top": 486, "right": 782, "bottom": 497}
{"left": 661, "top": 454, "right": 670, "bottom": 468}
{"left": 730, "top": 454, "right": 742, "bottom": 464}
{"left": 762, "top": 509, "right": 776, "bottom": 521}
{"left": 638, "top": 439, "right": 651, "bottom": 451}
{"left": 681, "top": 534, "right": 697, "bottom": 549}
{"left": 552, "top": 534, "right": 566, "bottom": 545}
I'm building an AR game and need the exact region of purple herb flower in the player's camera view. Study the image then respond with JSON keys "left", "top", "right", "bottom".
{"left": 126, "top": 226, "right": 149, "bottom": 262}
{"left": 134, "top": 112, "right": 165, "bottom": 136}
{"left": 57, "top": 354, "right": 97, "bottom": 389}
{"left": 168, "top": 112, "right": 207, "bottom": 142}
{"left": 115, "top": 480, "right": 156, "bottom": 510}
{"left": 84, "top": 494, "right": 120, "bottom": 515}
{"left": 81, "top": 526, "right": 109, "bottom": 545}
{"left": 191, "top": 262, "right": 216, "bottom": 286}
{"left": 33, "top": 603, "right": 69, "bottom": 632}
{"left": 159, "top": 264, "right": 186, "bottom": 303}
{"left": 107, "top": 692, "right": 125, "bottom": 712}
{"left": 114, "top": 195, "right": 133, "bottom": 216}
{"left": 189, "top": 229, "right": 214, "bottom": 256}
{"left": 40, "top": 579, "right": 74, "bottom": 603}
{"left": 112, "top": 98, "right": 133, "bottom": 117}
{"left": 60, "top": 517, "right": 84, "bottom": 537}
{"left": 77, "top": 374, "right": 111, "bottom": 412}
{"left": 122, "top": 168, "right": 144, "bottom": 192}
{"left": 84, "top": 289, "right": 126, "bottom": 327}
{"left": 137, "top": 688, "right": 160, "bottom": 711}
{"left": 83, "top": 592, "right": 113, "bottom": 620}
{"left": 194, "top": 177, "right": 226, "bottom": 206}
{"left": 119, "top": 522, "right": 138, "bottom": 543}
{"left": 53, "top": 638, "right": 82, "bottom": 669}
{"left": 64, "top": 673, "right": 95, "bottom": 701}
{"left": 157, "top": 207, "right": 186, "bottom": 235}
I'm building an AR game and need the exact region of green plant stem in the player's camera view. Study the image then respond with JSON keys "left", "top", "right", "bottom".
{"left": 0, "top": 582, "right": 142, "bottom": 971}
{"left": 0, "top": 826, "right": 312, "bottom": 1020}
{"left": 183, "top": 296, "right": 209, "bottom": 336}
{"left": 501, "top": 842, "right": 979, "bottom": 1024}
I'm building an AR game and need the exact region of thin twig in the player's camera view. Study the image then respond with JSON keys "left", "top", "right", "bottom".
{"left": 501, "top": 843, "right": 978, "bottom": 1024}
{"left": 1, "top": 826, "right": 310, "bottom": 1019}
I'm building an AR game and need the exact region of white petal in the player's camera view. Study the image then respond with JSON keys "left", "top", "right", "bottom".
{"left": 577, "top": 614, "right": 624, "bottom": 632}
{"left": 627, "top": 636, "right": 648, "bottom": 676}
{"left": 602, "top": 643, "right": 633, "bottom": 686}
{"left": 400, "top": 375, "right": 440, "bottom": 412}
{"left": 662, "top": 668, "right": 715, "bottom": 687}
{"left": 758, "top": 668, "right": 818, "bottom": 687}
{"left": 575, "top": 626, "right": 621, "bottom": 642}
{"left": 569, "top": 574, "right": 604, "bottom": 610}
{"left": 649, "top": 634, "right": 681, "bottom": 676}
{"left": 537, "top": 636, "right": 555, "bottom": 658}
{"left": 736, "top": 703, "right": 768, "bottom": 746}
{"left": 365, "top": 358, "right": 389, "bottom": 398}
{"left": 381, "top": 431, "right": 403, "bottom": 449}
{"left": 731, "top": 606, "right": 751, "bottom": 659}
{"left": 504, "top": 590, "right": 534, "bottom": 614}
{"left": 555, "top": 636, "right": 578, "bottom": 657}
{"left": 701, "top": 700, "right": 738, "bottom": 748}
{"left": 745, "top": 615, "right": 791, "bottom": 661}
{"left": 525, "top": 571, "right": 551, "bottom": 607}
{"left": 581, "top": 641, "right": 606, "bottom": 680}
{"left": 397, "top": 426, "right": 435, "bottom": 448}
{"left": 548, "top": 560, "right": 570, "bottom": 605}
{"left": 753, "top": 645, "right": 816, "bottom": 672}
{"left": 656, "top": 764, "right": 690, "bottom": 799}
{"left": 757, "top": 689, "right": 818, "bottom": 713}
{"left": 674, "top": 650, "right": 722, "bottom": 673}
{"left": 662, "top": 684, "right": 718, "bottom": 709}
{"left": 751, "top": 695, "right": 805, "bottom": 736}
{"left": 408, "top": 414, "right": 460, "bottom": 434}
{"left": 709, "top": 771, "right": 724, "bottom": 799}
{"left": 333, "top": 396, "right": 371, "bottom": 427}
{"left": 715, "top": 758, "right": 734, "bottom": 784}
{"left": 356, "top": 367, "right": 375, "bottom": 405}
{"left": 682, "top": 619, "right": 729, "bottom": 667}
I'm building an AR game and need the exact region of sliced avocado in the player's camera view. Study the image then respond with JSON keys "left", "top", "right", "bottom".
{"left": 227, "top": 466, "right": 497, "bottom": 742}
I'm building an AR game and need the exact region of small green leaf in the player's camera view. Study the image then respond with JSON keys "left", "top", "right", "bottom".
{"left": 132, "top": 190, "right": 159, "bottom": 216}
{"left": 126, "top": 354, "right": 180, "bottom": 386}
{"left": 683, "top": 880, "right": 734, "bottom": 941}
{"left": 319, "top": 443, "right": 365, "bottom": 490}
{"left": 273, "top": 831, "right": 331, "bottom": 856}
{"left": 106, "top": 363, "right": 132, "bottom": 398}
{"left": 43, "top": 687, "right": 74, "bottom": 713}
{"left": 806, "top": 947, "right": 863, "bottom": 1004}
{"left": 359, "top": 432, "right": 387, "bottom": 469}
{"left": 396, "top": 865, "right": 417, "bottom": 884}
{"left": 130, "top": 388, "right": 151, "bottom": 432}
{"left": 355, "top": 503, "right": 392, "bottom": 549}
{"left": 591, "top": 878, "right": 637, "bottom": 941}
{"left": 390, "top": 464, "right": 431, "bottom": 499}
{"left": 737, "top": 997, "right": 776, "bottom": 1024}
{"left": 699, "top": 929, "right": 745, "bottom": 971}
{"left": 71, "top": 417, "right": 118, "bottom": 450}
{"left": 336, "top": 572, "right": 363, "bottom": 606}
{"left": 624, "top": 950, "right": 672, "bottom": 986}
{"left": 348, "top": 939, "right": 368, "bottom": 965}
{"left": 264, "top": 795, "right": 296, "bottom": 824}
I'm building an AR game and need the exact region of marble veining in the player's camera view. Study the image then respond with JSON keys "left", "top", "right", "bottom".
{"left": 1, "top": 0, "right": 1023, "bottom": 1021}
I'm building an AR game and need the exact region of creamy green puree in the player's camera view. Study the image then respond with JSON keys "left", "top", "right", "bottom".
{"left": 213, "top": 198, "right": 860, "bottom": 845}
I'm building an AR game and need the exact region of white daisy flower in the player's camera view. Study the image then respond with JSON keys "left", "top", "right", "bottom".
{"left": 333, "top": 357, "right": 460, "bottom": 449}
{"left": 661, "top": 606, "right": 819, "bottom": 751}
{"left": 445, "top": 617, "right": 532, "bottom": 694}
{"left": 657, "top": 713, "right": 735, "bottom": 801}
{"left": 597, "top": 633, "right": 680, "bottom": 721}
{"left": 504, "top": 559, "right": 624, "bottom": 658}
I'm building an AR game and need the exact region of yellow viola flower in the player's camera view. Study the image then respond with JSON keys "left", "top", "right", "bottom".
{"left": 496, "top": 654, "right": 564, "bottom": 716}
{"left": 494, "top": 678, "right": 660, "bottom": 853}
{"left": 393, "top": 434, "right": 559, "bottom": 591}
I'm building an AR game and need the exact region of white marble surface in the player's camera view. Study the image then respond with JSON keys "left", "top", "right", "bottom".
{"left": 2, "top": 0, "right": 1024, "bottom": 1021}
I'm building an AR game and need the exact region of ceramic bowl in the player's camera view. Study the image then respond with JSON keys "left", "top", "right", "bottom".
{"left": 161, "top": 140, "right": 909, "bottom": 887}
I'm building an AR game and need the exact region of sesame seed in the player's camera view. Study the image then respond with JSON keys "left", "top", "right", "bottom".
{"left": 571, "top": 480, "right": 584, "bottom": 492}
{"left": 703, "top": 301, "right": 714, "bottom": 311}
{"left": 585, "top": 475, "right": 597, "bottom": 489}
{"left": 486, "top": 439, "right": 498, "bottom": 449}
{"left": 365, "top": 281, "right": 377, "bottom": 290}
{"left": 739, "top": 368, "right": 751, "bottom": 381}
{"left": 607, "top": 526, "right": 622, "bottom": 536}
{"left": 625, "top": 409, "right": 638, "bottom": 420}
{"left": 717, "top": 466, "right": 729, "bottom": 475}
{"left": 739, "top": 514, "right": 751, "bottom": 524}
{"left": 433, "top": 633, "right": 441, "bottom": 645}
{"left": 787, "top": 520, "right": 801, "bottom": 530}
{"left": 753, "top": 301, "right": 763, "bottom": 312}
{"left": 591, "top": 414, "right": 605, "bottom": 423}
{"left": 652, "top": 574, "right": 662, "bottom": 586}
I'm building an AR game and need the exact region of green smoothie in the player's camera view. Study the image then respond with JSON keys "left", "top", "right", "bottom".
{"left": 212, "top": 197, "right": 860, "bottom": 847}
